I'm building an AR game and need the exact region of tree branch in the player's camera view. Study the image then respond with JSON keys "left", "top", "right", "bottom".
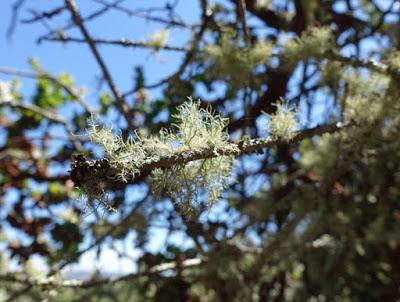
{"left": 7, "top": 0, "right": 26, "bottom": 40}
{"left": 71, "top": 122, "right": 353, "bottom": 187}
{"left": 41, "top": 36, "right": 188, "bottom": 52}
{"left": 0, "top": 66, "right": 93, "bottom": 114}
{"left": 21, "top": 6, "right": 65, "bottom": 24}
{"left": 64, "top": 0, "right": 134, "bottom": 130}
{"left": 235, "top": 0, "right": 251, "bottom": 46}
{"left": 36, "top": 0, "right": 125, "bottom": 43}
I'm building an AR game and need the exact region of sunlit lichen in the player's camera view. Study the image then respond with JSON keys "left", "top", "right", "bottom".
{"left": 283, "top": 27, "right": 335, "bottom": 65}
{"left": 146, "top": 29, "right": 170, "bottom": 50}
{"left": 383, "top": 50, "right": 400, "bottom": 70}
{"left": 266, "top": 100, "right": 298, "bottom": 140}
{"left": 0, "top": 80, "right": 15, "bottom": 103}
{"left": 86, "top": 99, "right": 235, "bottom": 210}
{"left": 342, "top": 73, "right": 390, "bottom": 125}
{"left": 149, "top": 100, "right": 235, "bottom": 208}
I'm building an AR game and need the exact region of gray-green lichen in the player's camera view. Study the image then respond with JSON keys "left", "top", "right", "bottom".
{"left": 204, "top": 29, "right": 274, "bottom": 89}
{"left": 283, "top": 27, "right": 335, "bottom": 65}
{"left": 266, "top": 100, "right": 298, "bottom": 140}
{"left": 149, "top": 100, "right": 235, "bottom": 208}
{"left": 87, "top": 99, "right": 235, "bottom": 210}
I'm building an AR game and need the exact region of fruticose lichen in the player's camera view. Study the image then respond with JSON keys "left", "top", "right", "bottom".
{"left": 86, "top": 99, "right": 235, "bottom": 210}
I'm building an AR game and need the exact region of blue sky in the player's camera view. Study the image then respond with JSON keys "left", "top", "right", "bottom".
{"left": 0, "top": 0, "right": 199, "bottom": 101}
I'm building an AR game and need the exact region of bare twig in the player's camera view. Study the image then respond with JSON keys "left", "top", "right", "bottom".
{"left": 7, "top": 0, "right": 26, "bottom": 40}
{"left": 0, "top": 258, "right": 202, "bottom": 289}
{"left": 92, "top": 0, "right": 193, "bottom": 29}
{"left": 64, "top": 0, "right": 134, "bottom": 129}
{"left": 37, "top": 0, "right": 125, "bottom": 43}
{"left": 0, "top": 98, "right": 84, "bottom": 152}
{"left": 1, "top": 99, "right": 67, "bottom": 124}
{"left": 123, "top": 1, "right": 210, "bottom": 96}
{"left": 21, "top": 6, "right": 65, "bottom": 24}
{"left": 0, "top": 66, "right": 93, "bottom": 114}
{"left": 41, "top": 36, "right": 188, "bottom": 52}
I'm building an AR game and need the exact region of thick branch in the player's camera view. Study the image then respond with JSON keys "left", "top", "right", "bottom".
{"left": 144, "top": 123, "right": 350, "bottom": 169}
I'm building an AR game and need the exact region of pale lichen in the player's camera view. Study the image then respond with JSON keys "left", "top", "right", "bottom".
{"left": 283, "top": 27, "right": 335, "bottom": 65}
{"left": 342, "top": 73, "right": 390, "bottom": 125}
{"left": 266, "top": 100, "right": 298, "bottom": 140}
{"left": 0, "top": 80, "right": 15, "bottom": 103}
{"left": 87, "top": 99, "right": 235, "bottom": 210}
{"left": 149, "top": 100, "right": 235, "bottom": 207}
{"left": 146, "top": 29, "right": 170, "bottom": 50}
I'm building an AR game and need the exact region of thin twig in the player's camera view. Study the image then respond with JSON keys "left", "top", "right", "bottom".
{"left": 123, "top": 1, "right": 210, "bottom": 96}
{"left": 1, "top": 100, "right": 67, "bottom": 124}
{"left": 7, "top": 0, "right": 26, "bottom": 40}
{"left": 92, "top": 0, "right": 193, "bottom": 29}
{"left": 21, "top": 6, "right": 65, "bottom": 24}
{"left": 37, "top": 0, "right": 125, "bottom": 43}
{"left": 0, "top": 258, "right": 202, "bottom": 289}
{"left": 41, "top": 36, "right": 188, "bottom": 52}
{"left": 1, "top": 99, "right": 84, "bottom": 152}
{"left": 55, "top": 195, "right": 149, "bottom": 271}
{"left": 64, "top": 0, "right": 134, "bottom": 130}
{"left": 0, "top": 66, "right": 94, "bottom": 115}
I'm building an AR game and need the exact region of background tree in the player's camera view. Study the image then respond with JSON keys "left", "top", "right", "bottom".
{"left": 1, "top": 0, "right": 400, "bottom": 301}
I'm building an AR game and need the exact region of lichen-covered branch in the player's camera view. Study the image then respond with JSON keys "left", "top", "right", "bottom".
{"left": 71, "top": 121, "right": 351, "bottom": 188}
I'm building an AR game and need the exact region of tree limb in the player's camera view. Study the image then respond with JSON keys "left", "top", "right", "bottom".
{"left": 71, "top": 122, "right": 353, "bottom": 187}
{"left": 0, "top": 66, "right": 93, "bottom": 115}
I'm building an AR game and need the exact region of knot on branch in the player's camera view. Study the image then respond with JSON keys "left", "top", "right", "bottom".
{"left": 70, "top": 154, "right": 111, "bottom": 187}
